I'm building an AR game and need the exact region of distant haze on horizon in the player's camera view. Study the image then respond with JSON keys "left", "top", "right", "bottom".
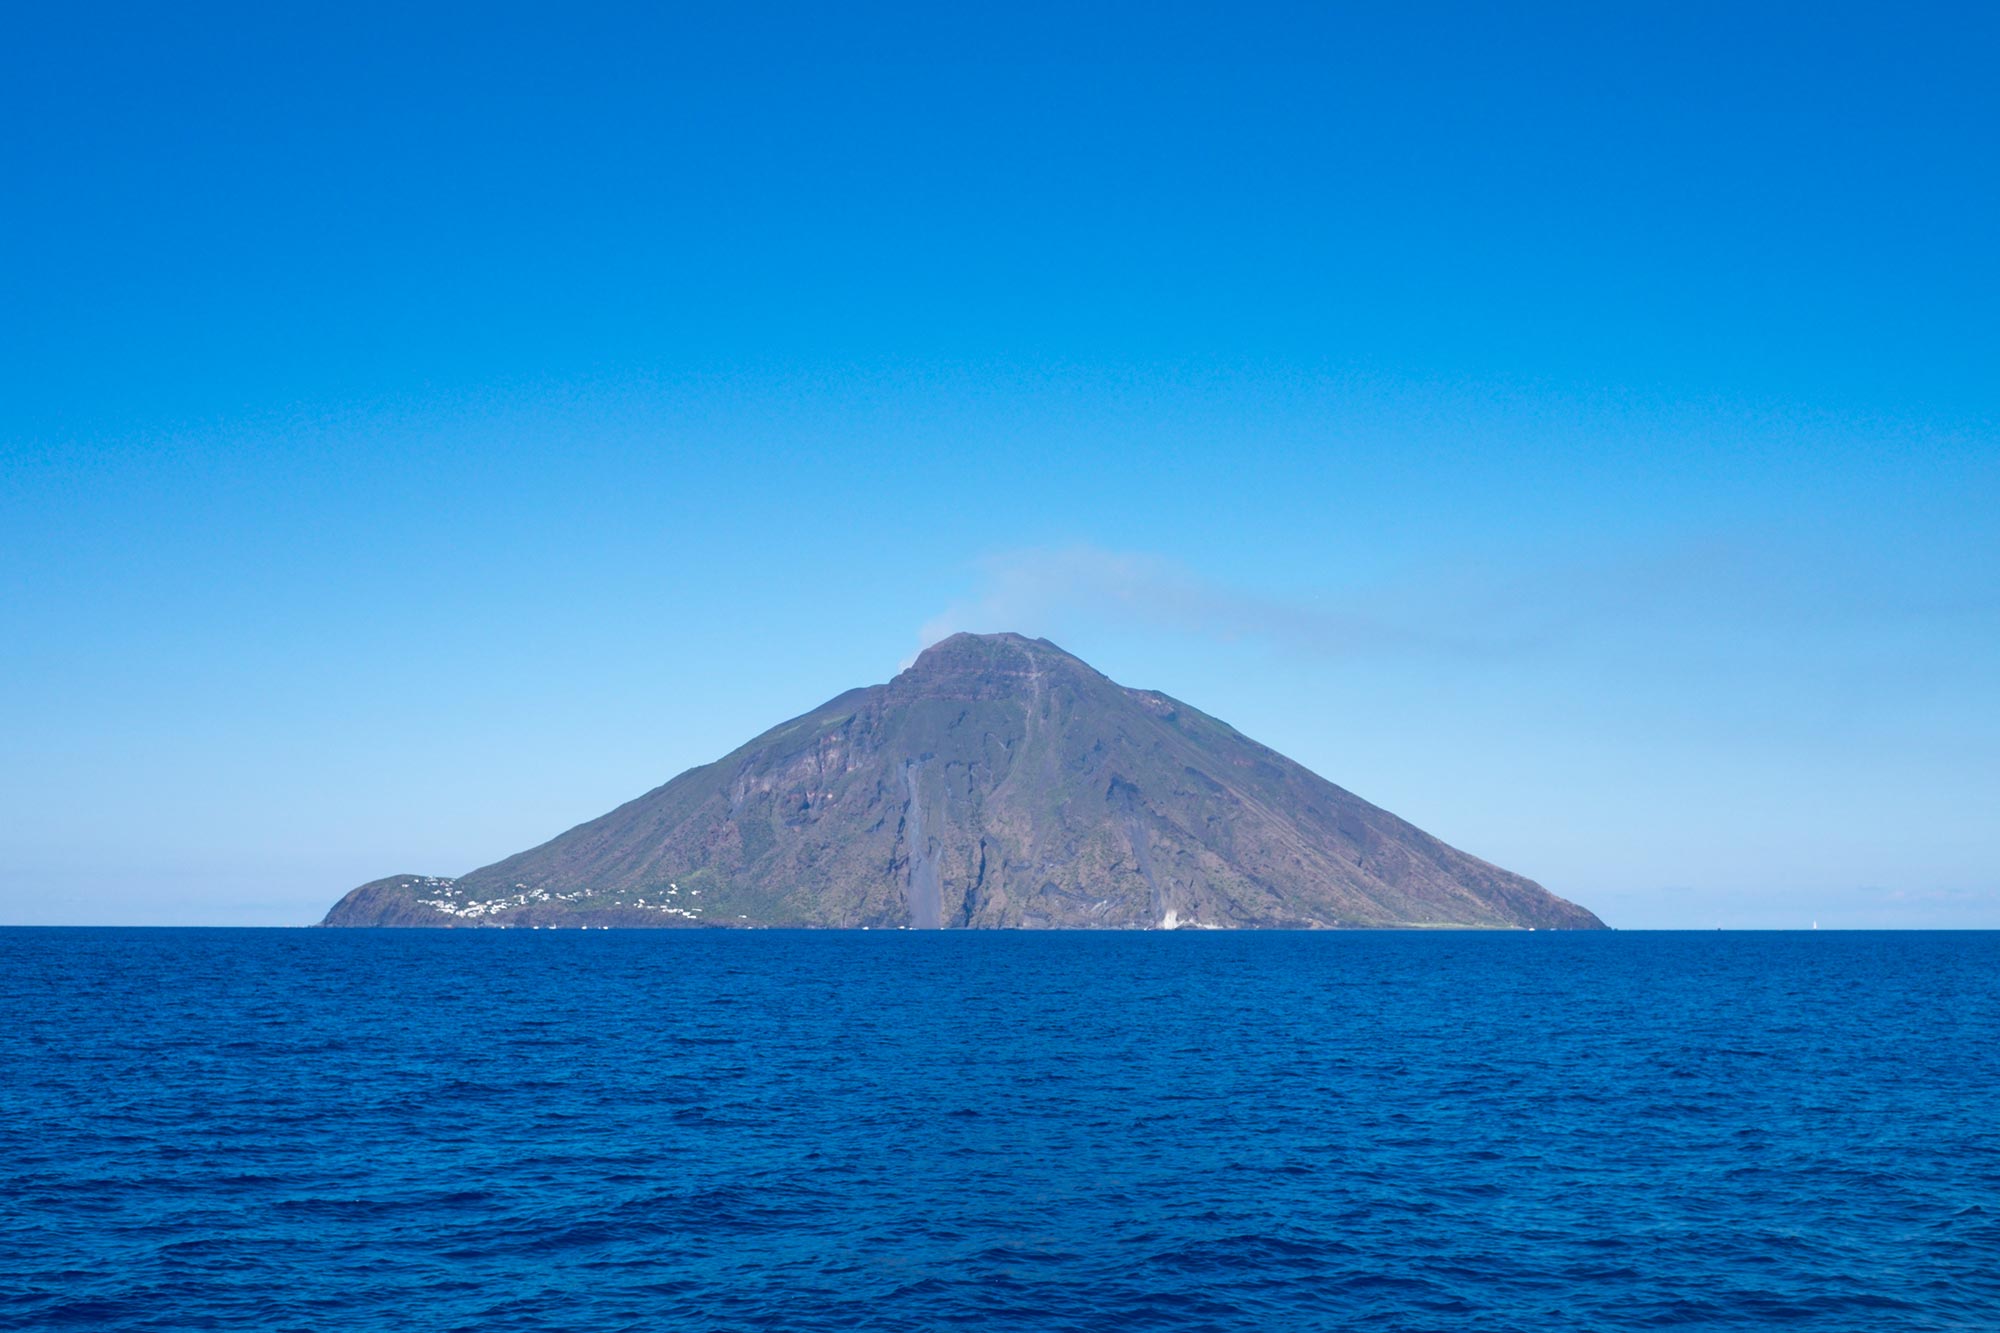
{"left": 2, "top": 4, "right": 1995, "bottom": 928}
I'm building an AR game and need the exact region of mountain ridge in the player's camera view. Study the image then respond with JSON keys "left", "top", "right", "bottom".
{"left": 321, "top": 633, "right": 1605, "bottom": 930}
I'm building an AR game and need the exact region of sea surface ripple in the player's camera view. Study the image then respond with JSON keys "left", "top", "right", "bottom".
{"left": 2, "top": 929, "right": 1996, "bottom": 1331}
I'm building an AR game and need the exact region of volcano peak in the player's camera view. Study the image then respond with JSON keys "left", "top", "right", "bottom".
{"left": 323, "top": 635, "right": 1604, "bottom": 932}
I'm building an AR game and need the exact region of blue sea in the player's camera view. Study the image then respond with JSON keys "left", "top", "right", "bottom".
{"left": 3, "top": 929, "right": 1996, "bottom": 1331}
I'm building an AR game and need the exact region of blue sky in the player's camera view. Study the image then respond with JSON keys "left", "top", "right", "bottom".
{"left": 3, "top": 3, "right": 1995, "bottom": 926}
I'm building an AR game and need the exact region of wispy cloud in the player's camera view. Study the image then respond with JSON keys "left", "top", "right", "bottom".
{"left": 912, "top": 538, "right": 1790, "bottom": 665}
{"left": 915, "top": 544, "right": 1461, "bottom": 662}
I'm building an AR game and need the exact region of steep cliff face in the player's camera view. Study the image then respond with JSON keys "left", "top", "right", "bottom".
{"left": 322, "top": 633, "right": 1605, "bottom": 930}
